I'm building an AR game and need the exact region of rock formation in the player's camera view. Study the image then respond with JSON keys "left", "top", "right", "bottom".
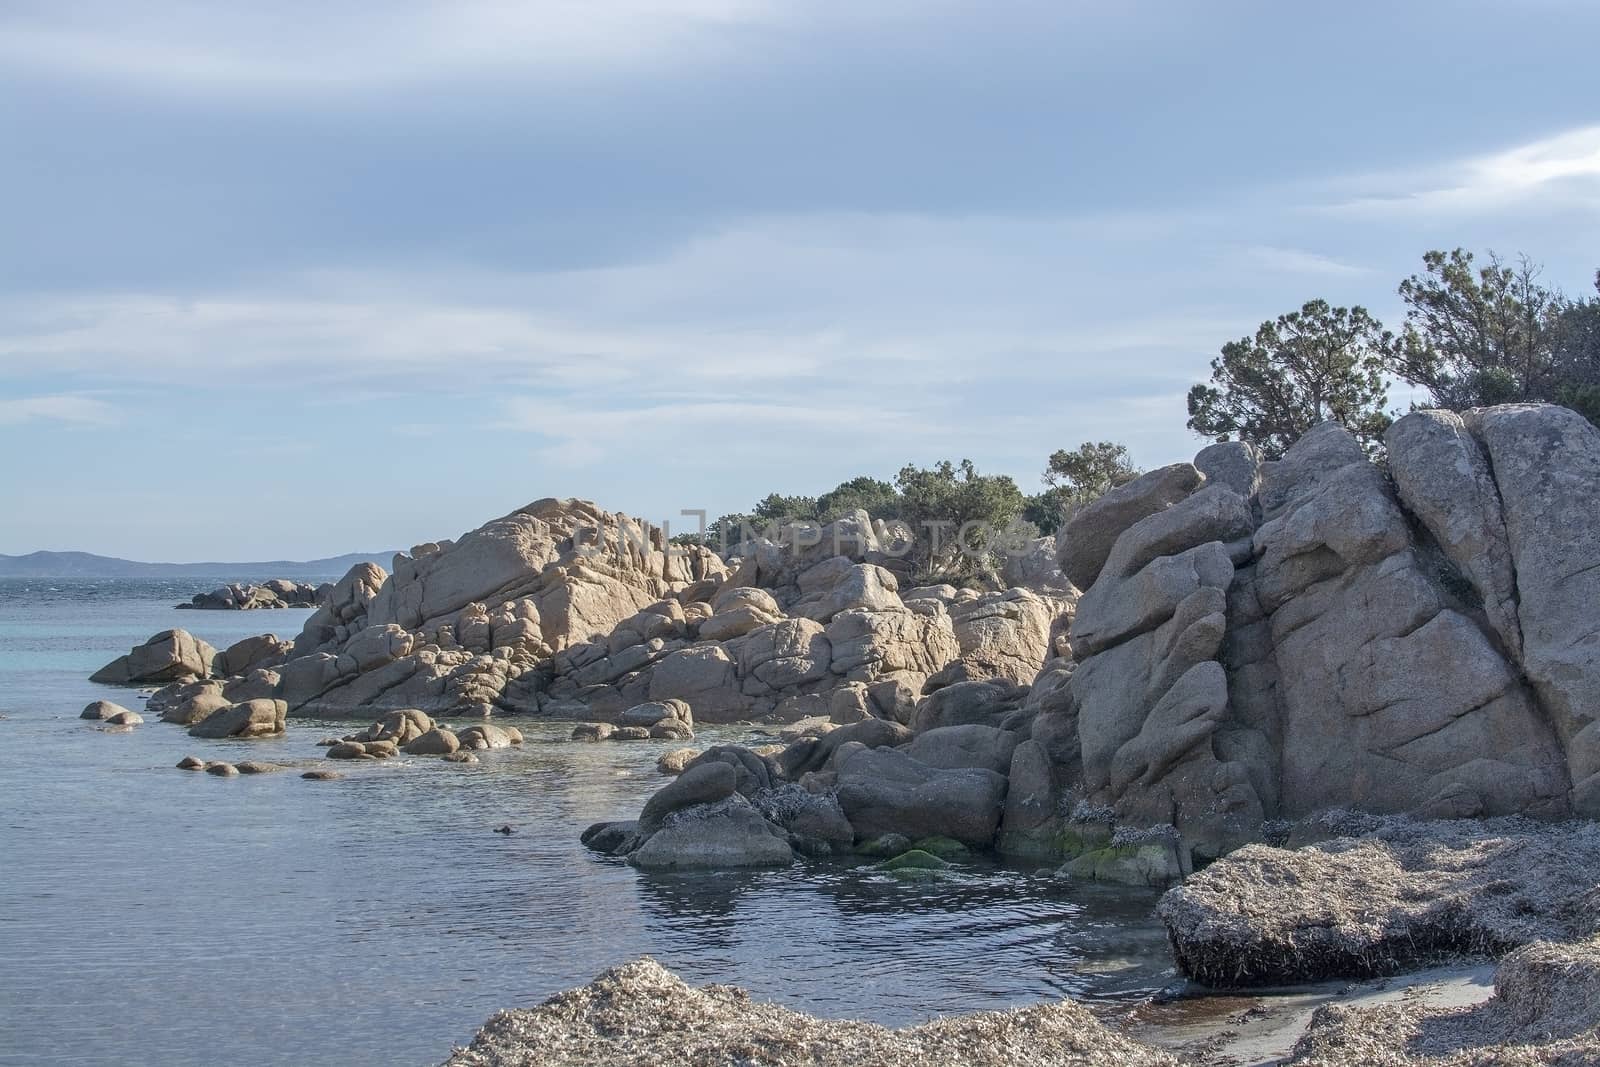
{"left": 178, "top": 579, "right": 325, "bottom": 610}
{"left": 99, "top": 404, "right": 1600, "bottom": 881}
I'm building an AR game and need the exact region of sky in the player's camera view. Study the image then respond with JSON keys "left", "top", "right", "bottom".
{"left": 2, "top": 1, "right": 1598, "bottom": 561}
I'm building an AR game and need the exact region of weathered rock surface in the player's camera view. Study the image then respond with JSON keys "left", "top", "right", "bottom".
{"left": 1057, "top": 462, "right": 1204, "bottom": 591}
{"left": 445, "top": 958, "right": 1178, "bottom": 1067}
{"left": 1466, "top": 403, "right": 1600, "bottom": 817}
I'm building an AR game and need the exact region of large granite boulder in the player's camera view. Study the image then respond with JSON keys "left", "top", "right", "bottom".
{"left": 90, "top": 629, "right": 216, "bottom": 685}
{"left": 1465, "top": 404, "right": 1600, "bottom": 817}
{"left": 833, "top": 746, "right": 1008, "bottom": 847}
{"left": 1056, "top": 463, "right": 1204, "bottom": 591}
{"left": 187, "top": 699, "right": 287, "bottom": 739}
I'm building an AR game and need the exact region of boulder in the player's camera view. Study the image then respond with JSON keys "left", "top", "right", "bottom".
{"left": 90, "top": 629, "right": 216, "bottom": 685}
{"left": 1193, "top": 441, "right": 1261, "bottom": 499}
{"left": 1057, "top": 463, "right": 1203, "bottom": 590}
{"left": 80, "top": 700, "right": 132, "bottom": 721}
{"left": 639, "top": 761, "right": 738, "bottom": 832}
{"left": 152, "top": 680, "right": 232, "bottom": 726}
{"left": 628, "top": 799, "right": 795, "bottom": 870}
{"left": 657, "top": 748, "right": 699, "bottom": 775}
{"left": 215, "top": 633, "right": 292, "bottom": 678}
{"left": 176, "top": 755, "right": 205, "bottom": 770}
{"left": 402, "top": 727, "right": 460, "bottom": 756}
{"left": 456, "top": 723, "right": 519, "bottom": 750}
{"left": 187, "top": 699, "right": 287, "bottom": 739}
{"left": 104, "top": 710, "right": 144, "bottom": 726}
{"left": 571, "top": 723, "right": 614, "bottom": 742}
{"left": 904, "top": 724, "right": 1020, "bottom": 774}
{"left": 833, "top": 747, "right": 1008, "bottom": 847}
{"left": 1467, "top": 403, "right": 1600, "bottom": 817}
{"left": 617, "top": 699, "right": 693, "bottom": 730}
{"left": 911, "top": 678, "right": 1028, "bottom": 733}
{"left": 1386, "top": 409, "right": 1522, "bottom": 659}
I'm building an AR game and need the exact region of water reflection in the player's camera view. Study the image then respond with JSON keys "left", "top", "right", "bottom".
{"left": 0, "top": 583, "right": 1178, "bottom": 1066}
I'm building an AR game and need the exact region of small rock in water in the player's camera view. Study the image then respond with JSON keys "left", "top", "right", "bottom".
{"left": 301, "top": 769, "right": 342, "bottom": 781}
{"left": 442, "top": 751, "right": 478, "bottom": 764}
{"left": 176, "top": 755, "right": 205, "bottom": 770}
{"left": 315, "top": 737, "right": 340, "bottom": 747}
{"left": 234, "top": 760, "right": 280, "bottom": 774}
{"left": 80, "top": 700, "right": 132, "bottom": 721}
{"left": 105, "top": 710, "right": 143, "bottom": 726}
{"left": 204, "top": 761, "right": 239, "bottom": 777}
{"left": 494, "top": 825, "right": 515, "bottom": 835}
{"left": 657, "top": 748, "right": 700, "bottom": 775}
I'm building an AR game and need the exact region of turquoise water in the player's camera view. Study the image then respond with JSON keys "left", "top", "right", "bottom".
{"left": 0, "top": 579, "right": 1173, "bottom": 1066}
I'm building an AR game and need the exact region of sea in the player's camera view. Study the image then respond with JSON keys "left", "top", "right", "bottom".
{"left": 0, "top": 578, "right": 1175, "bottom": 1066}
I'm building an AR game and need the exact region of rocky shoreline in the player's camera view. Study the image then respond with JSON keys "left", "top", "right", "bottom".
{"left": 77, "top": 402, "right": 1600, "bottom": 1065}
{"left": 450, "top": 815, "right": 1600, "bottom": 1065}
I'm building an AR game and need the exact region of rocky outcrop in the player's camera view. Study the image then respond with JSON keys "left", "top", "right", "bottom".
{"left": 178, "top": 579, "right": 324, "bottom": 610}
{"left": 444, "top": 958, "right": 1179, "bottom": 1067}
{"left": 1002, "top": 406, "right": 1598, "bottom": 880}
{"left": 1462, "top": 404, "right": 1600, "bottom": 817}
{"left": 90, "top": 629, "right": 216, "bottom": 685}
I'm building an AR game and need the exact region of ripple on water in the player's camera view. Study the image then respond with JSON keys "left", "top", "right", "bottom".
{"left": 0, "top": 584, "right": 1176, "bottom": 1066}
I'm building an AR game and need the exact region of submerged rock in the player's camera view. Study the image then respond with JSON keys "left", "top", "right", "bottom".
{"left": 444, "top": 958, "right": 1178, "bottom": 1067}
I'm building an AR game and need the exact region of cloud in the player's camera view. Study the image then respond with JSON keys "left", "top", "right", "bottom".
{"left": 0, "top": 0, "right": 787, "bottom": 92}
{"left": 1324, "top": 125, "right": 1600, "bottom": 217}
{"left": 1239, "top": 245, "right": 1370, "bottom": 277}
{"left": 0, "top": 393, "right": 118, "bottom": 427}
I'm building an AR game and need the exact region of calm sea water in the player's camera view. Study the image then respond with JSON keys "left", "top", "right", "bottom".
{"left": 0, "top": 578, "right": 1174, "bottom": 1066}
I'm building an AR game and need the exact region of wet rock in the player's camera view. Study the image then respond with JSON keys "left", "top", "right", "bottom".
{"left": 301, "top": 769, "right": 342, "bottom": 781}
{"left": 656, "top": 748, "right": 699, "bottom": 775}
{"left": 571, "top": 723, "right": 614, "bottom": 742}
{"left": 80, "top": 700, "right": 132, "bottom": 721}
{"left": 402, "top": 726, "right": 461, "bottom": 756}
{"left": 176, "top": 755, "right": 205, "bottom": 770}
{"left": 629, "top": 798, "right": 795, "bottom": 870}
{"left": 234, "top": 760, "right": 281, "bottom": 774}
{"left": 204, "top": 761, "right": 239, "bottom": 777}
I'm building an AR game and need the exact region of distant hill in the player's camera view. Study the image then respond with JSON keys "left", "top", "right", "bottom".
{"left": 0, "top": 550, "right": 395, "bottom": 580}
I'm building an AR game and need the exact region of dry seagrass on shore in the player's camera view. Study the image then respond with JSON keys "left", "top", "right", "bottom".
{"left": 1158, "top": 815, "right": 1600, "bottom": 987}
{"left": 442, "top": 958, "right": 1179, "bottom": 1067}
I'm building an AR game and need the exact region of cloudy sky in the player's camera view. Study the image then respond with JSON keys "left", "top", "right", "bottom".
{"left": 2, "top": 1, "right": 1597, "bottom": 560}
